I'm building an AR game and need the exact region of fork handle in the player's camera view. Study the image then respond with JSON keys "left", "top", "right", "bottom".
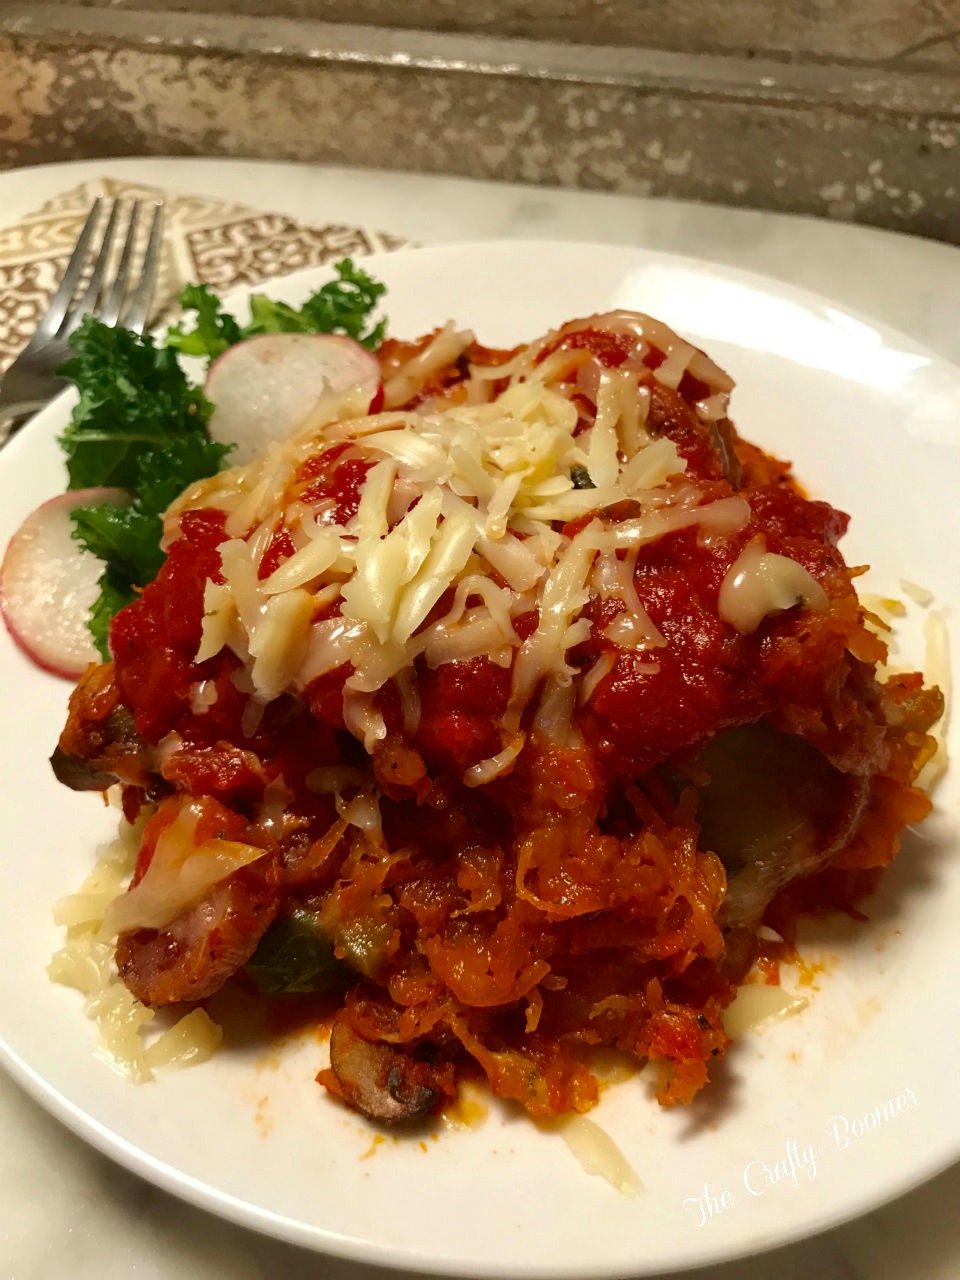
{"left": 0, "top": 402, "right": 46, "bottom": 447}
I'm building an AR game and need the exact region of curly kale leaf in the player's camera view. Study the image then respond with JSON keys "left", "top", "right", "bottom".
{"left": 165, "top": 258, "right": 388, "bottom": 360}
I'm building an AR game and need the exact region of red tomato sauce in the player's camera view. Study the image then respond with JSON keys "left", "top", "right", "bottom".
{"left": 55, "top": 322, "right": 942, "bottom": 1124}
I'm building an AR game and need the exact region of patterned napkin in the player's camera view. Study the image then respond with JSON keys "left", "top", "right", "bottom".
{"left": 0, "top": 175, "right": 409, "bottom": 377}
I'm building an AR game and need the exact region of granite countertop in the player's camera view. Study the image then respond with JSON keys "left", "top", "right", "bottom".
{"left": 1, "top": 157, "right": 958, "bottom": 1280}
{"left": 2, "top": 2, "right": 960, "bottom": 244}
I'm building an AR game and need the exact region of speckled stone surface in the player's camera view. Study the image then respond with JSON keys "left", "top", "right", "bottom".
{"left": 0, "top": 4, "right": 958, "bottom": 239}
{"left": 44, "top": 0, "right": 960, "bottom": 66}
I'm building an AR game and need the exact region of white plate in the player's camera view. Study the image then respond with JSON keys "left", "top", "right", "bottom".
{"left": 1, "top": 241, "right": 958, "bottom": 1278}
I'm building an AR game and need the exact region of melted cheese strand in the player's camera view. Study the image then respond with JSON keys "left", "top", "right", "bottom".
{"left": 719, "top": 538, "right": 829, "bottom": 633}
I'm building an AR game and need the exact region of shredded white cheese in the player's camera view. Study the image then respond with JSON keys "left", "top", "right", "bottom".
{"left": 918, "top": 608, "right": 951, "bottom": 792}
{"left": 181, "top": 312, "right": 822, "bottom": 776}
{"left": 49, "top": 812, "right": 223, "bottom": 1082}
{"left": 554, "top": 1115, "right": 643, "bottom": 1197}
{"left": 900, "top": 578, "right": 934, "bottom": 608}
{"left": 723, "top": 983, "right": 810, "bottom": 1037}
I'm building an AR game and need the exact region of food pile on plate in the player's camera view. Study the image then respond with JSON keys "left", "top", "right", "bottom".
{"left": 4, "top": 276, "right": 942, "bottom": 1123}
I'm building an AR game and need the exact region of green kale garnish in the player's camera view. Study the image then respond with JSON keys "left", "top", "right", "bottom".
{"left": 58, "top": 317, "right": 216, "bottom": 491}
{"left": 71, "top": 433, "right": 232, "bottom": 656}
{"left": 83, "top": 573, "right": 136, "bottom": 662}
{"left": 166, "top": 258, "right": 388, "bottom": 360}
{"left": 58, "top": 318, "right": 232, "bottom": 657}
{"left": 57, "top": 258, "right": 389, "bottom": 657}
{"left": 161, "top": 282, "right": 242, "bottom": 361}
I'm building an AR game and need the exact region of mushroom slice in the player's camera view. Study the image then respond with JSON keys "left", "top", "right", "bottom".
{"left": 53, "top": 663, "right": 158, "bottom": 792}
{"left": 328, "top": 1019, "right": 441, "bottom": 1125}
{"left": 50, "top": 745, "right": 118, "bottom": 792}
{"left": 695, "top": 721, "right": 869, "bottom": 933}
{"left": 711, "top": 417, "right": 744, "bottom": 487}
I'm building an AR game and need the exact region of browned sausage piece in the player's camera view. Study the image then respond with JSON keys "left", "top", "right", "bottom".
{"left": 116, "top": 851, "right": 282, "bottom": 1005}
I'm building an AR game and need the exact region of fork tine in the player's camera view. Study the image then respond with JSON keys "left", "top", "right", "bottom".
{"left": 98, "top": 201, "right": 142, "bottom": 328}
{"left": 122, "top": 202, "right": 164, "bottom": 335}
{"left": 61, "top": 199, "right": 125, "bottom": 338}
{"left": 40, "top": 197, "right": 104, "bottom": 337}
{"left": 1, "top": 197, "right": 169, "bottom": 442}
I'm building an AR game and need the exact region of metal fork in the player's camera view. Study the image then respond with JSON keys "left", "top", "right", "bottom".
{"left": 0, "top": 197, "right": 164, "bottom": 441}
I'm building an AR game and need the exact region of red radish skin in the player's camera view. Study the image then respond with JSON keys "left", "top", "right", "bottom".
{"left": 0, "top": 486, "right": 130, "bottom": 679}
{"left": 205, "top": 333, "right": 381, "bottom": 465}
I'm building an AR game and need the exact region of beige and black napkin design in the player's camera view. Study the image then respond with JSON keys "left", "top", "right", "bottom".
{"left": 0, "top": 175, "right": 408, "bottom": 377}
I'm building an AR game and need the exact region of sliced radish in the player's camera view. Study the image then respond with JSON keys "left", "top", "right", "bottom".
{"left": 205, "top": 333, "right": 381, "bottom": 466}
{"left": 0, "top": 486, "right": 130, "bottom": 679}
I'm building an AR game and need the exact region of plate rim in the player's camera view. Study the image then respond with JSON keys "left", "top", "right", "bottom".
{"left": 1, "top": 236, "right": 958, "bottom": 1278}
